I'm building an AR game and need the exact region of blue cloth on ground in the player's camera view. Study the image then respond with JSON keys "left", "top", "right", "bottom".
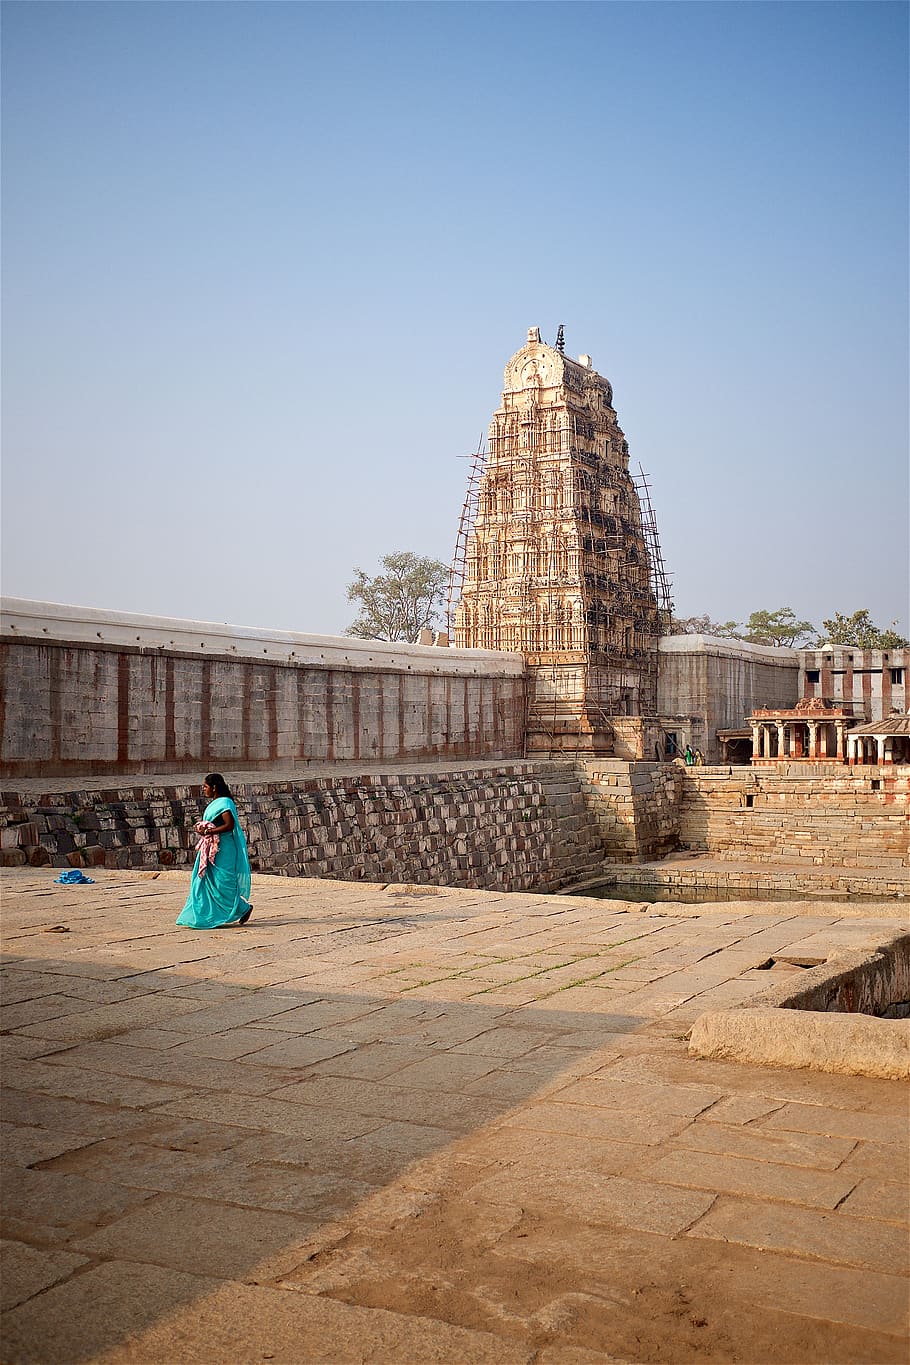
{"left": 55, "top": 869, "right": 95, "bottom": 884}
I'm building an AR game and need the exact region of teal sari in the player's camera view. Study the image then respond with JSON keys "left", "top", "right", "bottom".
{"left": 176, "top": 797, "right": 252, "bottom": 929}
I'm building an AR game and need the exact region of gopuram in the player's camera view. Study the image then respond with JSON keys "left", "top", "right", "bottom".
{"left": 454, "top": 327, "right": 660, "bottom": 756}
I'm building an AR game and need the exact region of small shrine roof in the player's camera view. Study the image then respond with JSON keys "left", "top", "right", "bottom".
{"left": 849, "top": 712, "right": 910, "bottom": 737}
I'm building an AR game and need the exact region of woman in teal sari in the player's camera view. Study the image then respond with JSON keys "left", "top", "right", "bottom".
{"left": 177, "top": 774, "right": 253, "bottom": 929}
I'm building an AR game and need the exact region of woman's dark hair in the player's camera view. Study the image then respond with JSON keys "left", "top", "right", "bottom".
{"left": 204, "top": 773, "right": 232, "bottom": 798}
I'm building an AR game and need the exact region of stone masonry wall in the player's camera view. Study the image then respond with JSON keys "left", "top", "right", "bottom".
{"left": 678, "top": 768, "right": 909, "bottom": 871}
{"left": 0, "top": 763, "right": 607, "bottom": 895}
{"left": 0, "top": 604, "right": 526, "bottom": 777}
{"left": 658, "top": 636, "right": 798, "bottom": 762}
{"left": 576, "top": 759, "right": 685, "bottom": 861}
{"left": 3, "top": 750, "right": 904, "bottom": 891}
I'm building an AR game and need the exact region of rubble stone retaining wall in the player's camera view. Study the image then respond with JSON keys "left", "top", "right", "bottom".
{"left": 0, "top": 762, "right": 607, "bottom": 894}
{"left": 678, "top": 768, "right": 909, "bottom": 871}
{"left": 4, "top": 761, "right": 905, "bottom": 891}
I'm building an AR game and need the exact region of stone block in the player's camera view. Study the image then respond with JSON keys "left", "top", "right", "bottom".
{"left": 688, "top": 1195, "right": 908, "bottom": 1275}
{"left": 0, "top": 1241, "right": 89, "bottom": 1313}
{"left": 689, "top": 1007, "right": 910, "bottom": 1081}
{"left": 642, "top": 1147, "right": 858, "bottom": 1209}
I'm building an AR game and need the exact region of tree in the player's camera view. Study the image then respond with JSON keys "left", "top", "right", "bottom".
{"left": 670, "top": 613, "right": 740, "bottom": 638}
{"left": 820, "top": 609, "right": 908, "bottom": 650}
{"left": 741, "top": 608, "right": 817, "bottom": 648}
{"left": 346, "top": 552, "right": 450, "bottom": 643}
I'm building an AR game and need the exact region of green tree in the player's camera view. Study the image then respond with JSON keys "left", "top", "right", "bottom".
{"left": 670, "top": 613, "right": 740, "bottom": 638}
{"left": 346, "top": 551, "right": 450, "bottom": 643}
{"left": 820, "top": 609, "right": 908, "bottom": 650}
{"left": 741, "top": 608, "right": 817, "bottom": 648}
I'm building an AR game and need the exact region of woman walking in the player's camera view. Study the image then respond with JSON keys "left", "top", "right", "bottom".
{"left": 176, "top": 774, "right": 253, "bottom": 929}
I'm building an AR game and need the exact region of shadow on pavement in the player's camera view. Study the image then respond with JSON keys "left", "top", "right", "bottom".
{"left": 1, "top": 950, "right": 643, "bottom": 1364}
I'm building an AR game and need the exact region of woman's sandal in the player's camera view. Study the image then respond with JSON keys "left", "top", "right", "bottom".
{"left": 235, "top": 906, "right": 253, "bottom": 926}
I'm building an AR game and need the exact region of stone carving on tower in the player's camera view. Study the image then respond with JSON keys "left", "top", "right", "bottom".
{"left": 454, "top": 327, "right": 660, "bottom": 756}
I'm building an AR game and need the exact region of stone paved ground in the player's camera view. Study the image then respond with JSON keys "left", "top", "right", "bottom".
{"left": 1, "top": 868, "right": 907, "bottom": 1364}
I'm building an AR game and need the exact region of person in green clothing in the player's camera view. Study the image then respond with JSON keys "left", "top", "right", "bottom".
{"left": 176, "top": 774, "right": 252, "bottom": 928}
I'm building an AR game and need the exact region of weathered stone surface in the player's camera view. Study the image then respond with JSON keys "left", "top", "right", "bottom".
{"left": 668, "top": 1117, "right": 857, "bottom": 1169}
{"left": 0, "top": 1121, "right": 97, "bottom": 1168}
{"left": 689, "top": 1006, "right": 910, "bottom": 1080}
{"left": 839, "top": 1179, "right": 910, "bottom": 1224}
{"left": 1, "top": 1167, "right": 152, "bottom": 1240}
{"left": 12, "top": 992, "right": 209, "bottom": 1043}
{"left": 641, "top": 1148, "right": 858, "bottom": 1209}
{"left": 727, "top": 1255, "right": 910, "bottom": 1336}
{"left": 688, "top": 1197, "right": 909, "bottom": 1275}
{"left": 764, "top": 1102, "right": 910, "bottom": 1146}
{"left": 1, "top": 868, "right": 908, "bottom": 1365}
{"left": 3, "top": 1262, "right": 533, "bottom": 1364}
{"left": 468, "top": 1168, "right": 715, "bottom": 1237}
{"left": 498, "top": 1101, "right": 690, "bottom": 1146}
{"left": 0, "top": 1241, "right": 89, "bottom": 1312}
{"left": 73, "top": 1194, "right": 318, "bottom": 1279}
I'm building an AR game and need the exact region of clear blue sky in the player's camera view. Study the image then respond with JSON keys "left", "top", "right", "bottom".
{"left": 3, "top": 1, "right": 907, "bottom": 638}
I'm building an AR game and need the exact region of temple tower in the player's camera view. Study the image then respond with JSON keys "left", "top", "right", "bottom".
{"left": 454, "top": 327, "right": 660, "bottom": 756}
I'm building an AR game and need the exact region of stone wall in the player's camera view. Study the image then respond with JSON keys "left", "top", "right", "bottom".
{"left": 678, "top": 768, "right": 909, "bottom": 871}
{"left": 751, "top": 934, "right": 910, "bottom": 1017}
{"left": 0, "top": 763, "right": 607, "bottom": 894}
{"left": 658, "top": 635, "right": 798, "bottom": 762}
{"left": 586, "top": 860, "right": 907, "bottom": 899}
{"left": 4, "top": 759, "right": 907, "bottom": 890}
{"left": 576, "top": 759, "right": 685, "bottom": 861}
{"left": 0, "top": 599, "right": 526, "bottom": 778}
{"left": 799, "top": 646, "right": 908, "bottom": 720}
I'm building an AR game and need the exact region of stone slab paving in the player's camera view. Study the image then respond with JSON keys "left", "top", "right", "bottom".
{"left": 1, "top": 867, "right": 908, "bottom": 1365}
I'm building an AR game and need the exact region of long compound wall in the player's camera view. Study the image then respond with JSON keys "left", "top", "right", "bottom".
{"left": 0, "top": 600, "right": 526, "bottom": 778}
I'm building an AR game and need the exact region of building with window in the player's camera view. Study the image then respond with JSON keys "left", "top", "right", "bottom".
{"left": 799, "top": 647, "right": 906, "bottom": 719}
{"left": 657, "top": 642, "right": 909, "bottom": 764}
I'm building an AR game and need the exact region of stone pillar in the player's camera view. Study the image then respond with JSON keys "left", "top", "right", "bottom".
{"left": 876, "top": 735, "right": 886, "bottom": 764}
{"left": 808, "top": 722, "right": 817, "bottom": 758}
{"left": 776, "top": 723, "right": 785, "bottom": 759}
{"left": 751, "top": 723, "right": 761, "bottom": 761}
{"left": 836, "top": 722, "right": 847, "bottom": 763}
